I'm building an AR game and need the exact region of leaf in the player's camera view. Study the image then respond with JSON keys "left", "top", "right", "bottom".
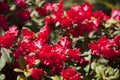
{"left": 24, "top": 71, "right": 31, "bottom": 77}
{"left": 0, "top": 73, "right": 5, "bottom": 80}
{"left": 0, "top": 56, "right": 6, "bottom": 71}
{"left": 14, "top": 68, "right": 24, "bottom": 73}
{"left": 95, "top": 66, "right": 105, "bottom": 78}
{"left": 91, "top": 62, "right": 97, "bottom": 70}
{"left": 0, "top": 28, "right": 4, "bottom": 35}
{"left": 51, "top": 76, "right": 61, "bottom": 80}
{"left": 17, "top": 75, "right": 26, "bottom": 80}
{"left": 18, "top": 56, "right": 27, "bottom": 69}
{"left": 34, "top": 59, "right": 40, "bottom": 67}
{"left": 1, "top": 47, "right": 13, "bottom": 63}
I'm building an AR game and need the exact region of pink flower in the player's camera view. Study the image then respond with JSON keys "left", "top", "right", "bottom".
{"left": 30, "top": 68, "right": 43, "bottom": 80}
{"left": 61, "top": 67, "right": 81, "bottom": 80}
{"left": 15, "top": 0, "right": 26, "bottom": 8}
{"left": 111, "top": 8, "right": 120, "bottom": 20}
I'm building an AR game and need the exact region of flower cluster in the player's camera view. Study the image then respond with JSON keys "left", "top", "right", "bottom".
{"left": 0, "top": 0, "right": 120, "bottom": 80}
{"left": 89, "top": 35, "right": 120, "bottom": 59}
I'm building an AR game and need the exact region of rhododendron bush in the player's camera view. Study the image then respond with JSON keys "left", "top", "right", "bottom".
{"left": 0, "top": 0, "right": 120, "bottom": 80}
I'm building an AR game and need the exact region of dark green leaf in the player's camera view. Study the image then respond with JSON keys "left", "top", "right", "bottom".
{"left": 18, "top": 56, "right": 27, "bottom": 69}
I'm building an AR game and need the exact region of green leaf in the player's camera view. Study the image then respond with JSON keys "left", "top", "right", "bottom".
{"left": 1, "top": 47, "right": 13, "bottom": 63}
{"left": 24, "top": 71, "right": 31, "bottom": 77}
{"left": 17, "top": 75, "right": 26, "bottom": 80}
{"left": 0, "top": 28, "right": 4, "bottom": 35}
{"left": 18, "top": 56, "right": 27, "bottom": 69}
{"left": 34, "top": 59, "right": 40, "bottom": 67}
{"left": 91, "top": 62, "right": 97, "bottom": 70}
{"left": 0, "top": 73, "right": 5, "bottom": 80}
{"left": 51, "top": 76, "right": 61, "bottom": 80}
{"left": 14, "top": 68, "right": 24, "bottom": 73}
{"left": 0, "top": 56, "right": 6, "bottom": 71}
{"left": 95, "top": 66, "right": 105, "bottom": 78}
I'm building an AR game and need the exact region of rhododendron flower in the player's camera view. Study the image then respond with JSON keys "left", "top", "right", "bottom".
{"left": 88, "top": 42, "right": 101, "bottom": 55}
{"left": 79, "top": 56, "right": 89, "bottom": 67}
{"left": 0, "top": 25, "right": 18, "bottom": 48}
{"left": 93, "top": 10, "right": 110, "bottom": 20}
{"left": 15, "top": 0, "right": 26, "bottom": 8}
{"left": 37, "top": 44, "right": 65, "bottom": 74}
{"left": 13, "top": 41, "right": 37, "bottom": 58}
{"left": 83, "top": 19, "right": 100, "bottom": 32}
{"left": 67, "top": 26, "right": 83, "bottom": 37}
{"left": 22, "top": 28, "right": 34, "bottom": 41}
{"left": 101, "top": 47, "right": 118, "bottom": 59}
{"left": 61, "top": 67, "right": 81, "bottom": 80}
{"left": 59, "top": 16, "right": 72, "bottom": 28}
{"left": 0, "top": 15, "right": 8, "bottom": 30}
{"left": 30, "top": 68, "right": 43, "bottom": 80}
{"left": 17, "top": 9, "right": 31, "bottom": 22}
{"left": 36, "top": 6, "right": 47, "bottom": 16}
{"left": 89, "top": 35, "right": 120, "bottom": 59}
{"left": 110, "top": 35, "right": 120, "bottom": 47}
{"left": 25, "top": 55, "right": 36, "bottom": 67}
{"left": 37, "top": 24, "right": 51, "bottom": 43}
{"left": 0, "top": 2, "right": 9, "bottom": 14}
{"left": 58, "top": 36, "right": 72, "bottom": 48}
{"left": 67, "top": 48, "right": 80, "bottom": 61}
{"left": 111, "top": 8, "right": 120, "bottom": 20}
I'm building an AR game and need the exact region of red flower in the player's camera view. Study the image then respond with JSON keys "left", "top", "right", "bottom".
{"left": 37, "top": 44, "right": 65, "bottom": 74}
{"left": 37, "top": 24, "right": 51, "bottom": 43}
{"left": 111, "top": 8, "right": 120, "bottom": 20}
{"left": 13, "top": 41, "right": 37, "bottom": 59}
{"left": 36, "top": 6, "right": 47, "bottom": 16}
{"left": 59, "top": 16, "right": 72, "bottom": 28}
{"left": 30, "top": 68, "right": 43, "bottom": 80}
{"left": 88, "top": 42, "right": 101, "bottom": 55}
{"left": 67, "top": 48, "right": 80, "bottom": 61}
{"left": 58, "top": 36, "right": 72, "bottom": 48}
{"left": 25, "top": 55, "right": 36, "bottom": 67}
{"left": 17, "top": 9, "right": 31, "bottom": 22}
{"left": 0, "top": 2, "right": 9, "bottom": 14}
{"left": 22, "top": 28, "right": 34, "bottom": 40}
{"left": 15, "top": 0, "right": 26, "bottom": 8}
{"left": 89, "top": 35, "right": 120, "bottom": 59}
{"left": 0, "top": 15, "right": 8, "bottom": 30}
{"left": 102, "top": 47, "right": 118, "bottom": 59}
{"left": 61, "top": 67, "right": 81, "bottom": 80}
{"left": 0, "top": 25, "right": 18, "bottom": 48}
{"left": 93, "top": 10, "right": 110, "bottom": 20}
